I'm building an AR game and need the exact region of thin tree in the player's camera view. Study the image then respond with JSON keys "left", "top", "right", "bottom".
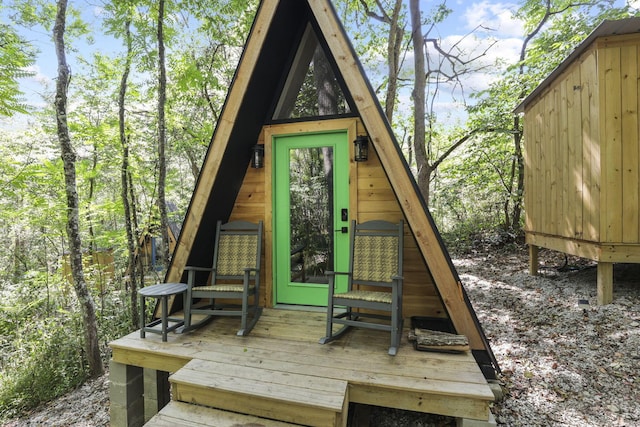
{"left": 116, "top": 10, "right": 138, "bottom": 326}
{"left": 314, "top": 46, "right": 336, "bottom": 267}
{"left": 357, "top": 0, "right": 405, "bottom": 123}
{"left": 53, "top": 0, "right": 103, "bottom": 378}
{"left": 409, "top": 0, "right": 427, "bottom": 201}
{"left": 157, "top": 0, "right": 170, "bottom": 268}
{"left": 409, "top": 1, "right": 496, "bottom": 205}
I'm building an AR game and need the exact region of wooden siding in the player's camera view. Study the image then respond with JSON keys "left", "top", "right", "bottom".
{"left": 226, "top": 118, "right": 445, "bottom": 319}
{"left": 525, "top": 33, "right": 640, "bottom": 264}
{"left": 524, "top": 45, "right": 600, "bottom": 245}
{"left": 162, "top": 0, "right": 496, "bottom": 360}
{"left": 599, "top": 35, "right": 640, "bottom": 244}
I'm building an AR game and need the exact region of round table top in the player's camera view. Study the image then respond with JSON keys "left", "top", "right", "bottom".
{"left": 138, "top": 282, "right": 188, "bottom": 297}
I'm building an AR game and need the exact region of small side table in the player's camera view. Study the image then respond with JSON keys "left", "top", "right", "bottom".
{"left": 139, "top": 282, "right": 188, "bottom": 342}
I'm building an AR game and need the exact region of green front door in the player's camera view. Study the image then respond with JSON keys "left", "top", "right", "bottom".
{"left": 273, "top": 130, "right": 349, "bottom": 306}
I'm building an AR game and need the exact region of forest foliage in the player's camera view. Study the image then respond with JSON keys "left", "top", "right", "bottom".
{"left": 0, "top": 0, "right": 635, "bottom": 420}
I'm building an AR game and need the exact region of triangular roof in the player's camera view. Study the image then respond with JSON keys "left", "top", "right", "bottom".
{"left": 166, "top": 0, "right": 499, "bottom": 377}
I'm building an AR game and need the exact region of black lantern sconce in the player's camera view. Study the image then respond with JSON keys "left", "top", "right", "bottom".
{"left": 353, "top": 135, "right": 369, "bottom": 162}
{"left": 251, "top": 144, "right": 264, "bottom": 169}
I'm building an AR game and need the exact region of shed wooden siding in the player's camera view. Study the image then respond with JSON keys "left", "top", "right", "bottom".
{"left": 524, "top": 45, "right": 599, "bottom": 244}
{"left": 524, "top": 34, "right": 640, "bottom": 252}
{"left": 600, "top": 34, "right": 640, "bottom": 244}
{"left": 227, "top": 118, "right": 444, "bottom": 320}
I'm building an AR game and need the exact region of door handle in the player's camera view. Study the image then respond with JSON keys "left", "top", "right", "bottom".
{"left": 341, "top": 208, "right": 348, "bottom": 222}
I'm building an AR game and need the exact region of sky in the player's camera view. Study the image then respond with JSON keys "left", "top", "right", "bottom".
{"left": 3, "top": 0, "right": 639, "bottom": 131}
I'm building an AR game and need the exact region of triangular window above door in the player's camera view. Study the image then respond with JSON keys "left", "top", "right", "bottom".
{"left": 273, "top": 24, "right": 352, "bottom": 120}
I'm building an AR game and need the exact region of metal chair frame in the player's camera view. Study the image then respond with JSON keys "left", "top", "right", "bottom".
{"left": 319, "top": 220, "right": 404, "bottom": 355}
{"left": 184, "top": 220, "right": 263, "bottom": 336}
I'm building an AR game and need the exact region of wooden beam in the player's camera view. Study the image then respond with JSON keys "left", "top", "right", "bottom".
{"left": 146, "top": 401, "right": 299, "bottom": 427}
{"left": 166, "top": 1, "right": 279, "bottom": 284}
{"left": 349, "top": 384, "right": 490, "bottom": 421}
{"left": 529, "top": 245, "right": 539, "bottom": 276}
{"left": 526, "top": 232, "right": 601, "bottom": 260}
{"left": 273, "top": 24, "right": 318, "bottom": 118}
{"left": 597, "top": 261, "right": 614, "bottom": 305}
{"left": 526, "top": 231, "right": 640, "bottom": 263}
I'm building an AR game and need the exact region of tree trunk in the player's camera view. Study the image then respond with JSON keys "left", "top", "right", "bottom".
{"left": 118, "top": 15, "right": 137, "bottom": 326}
{"left": 358, "top": 0, "right": 404, "bottom": 124}
{"left": 314, "top": 45, "right": 336, "bottom": 270}
{"left": 384, "top": 0, "right": 404, "bottom": 124}
{"left": 53, "top": 0, "right": 104, "bottom": 378}
{"left": 157, "top": 0, "right": 170, "bottom": 268}
{"left": 409, "top": 0, "right": 430, "bottom": 205}
{"left": 511, "top": 115, "right": 524, "bottom": 230}
{"left": 86, "top": 145, "right": 97, "bottom": 254}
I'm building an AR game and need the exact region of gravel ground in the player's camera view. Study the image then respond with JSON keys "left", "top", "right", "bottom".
{"left": 457, "top": 247, "right": 640, "bottom": 427}
{"left": 4, "top": 245, "right": 640, "bottom": 426}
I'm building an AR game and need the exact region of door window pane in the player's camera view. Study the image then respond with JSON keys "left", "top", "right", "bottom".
{"left": 289, "top": 147, "right": 334, "bottom": 283}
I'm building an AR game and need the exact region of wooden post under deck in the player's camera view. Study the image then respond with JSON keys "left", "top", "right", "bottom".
{"left": 597, "top": 262, "right": 613, "bottom": 305}
{"left": 528, "top": 245, "right": 539, "bottom": 276}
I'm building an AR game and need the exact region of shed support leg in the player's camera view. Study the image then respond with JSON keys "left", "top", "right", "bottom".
{"left": 144, "top": 368, "right": 170, "bottom": 422}
{"left": 109, "top": 360, "right": 144, "bottom": 427}
{"left": 597, "top": 262, "right": 613, "bottom": 305}
{"left": 528, "top": 245, "right": 539, "bottom": 276}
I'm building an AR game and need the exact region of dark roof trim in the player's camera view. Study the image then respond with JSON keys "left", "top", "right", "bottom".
{"left": 514, "top": 17, "right": 640, "bottom": 113}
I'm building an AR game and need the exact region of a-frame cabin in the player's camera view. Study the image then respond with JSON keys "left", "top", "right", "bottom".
{"left": 109, "top": 1, "right": 500, "bottom": 426}
{"left": 166, "top": 0, "right": 498, "bottom": 377}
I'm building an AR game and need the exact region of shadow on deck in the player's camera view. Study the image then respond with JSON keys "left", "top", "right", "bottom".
{"left": 109, "top": 308, "right": 496, "bottom": 426}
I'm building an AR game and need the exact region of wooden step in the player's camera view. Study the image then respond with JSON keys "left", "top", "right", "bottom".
{"left": 145, "top": 401, "right": 300, "bottom": 426}
{"left": 170, "top": 358, "right": 348, "bottom": 427}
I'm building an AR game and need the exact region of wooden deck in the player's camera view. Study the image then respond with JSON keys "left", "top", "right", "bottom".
{"left": 109, "top": 308, "right": 495, "bottom": 426}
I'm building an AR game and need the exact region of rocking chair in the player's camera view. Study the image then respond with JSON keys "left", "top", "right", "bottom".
{"left": 319, "top": 220, "right": 404, "bottom": 355}
{"left": 183, "top": 220, "right": 263, "bottom": 336}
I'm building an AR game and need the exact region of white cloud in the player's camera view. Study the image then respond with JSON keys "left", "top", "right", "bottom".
{"left": 25, "top": 65, "right": 52, "bottom": 86}
{"left": 358, "top": 1, "right": 527, "bottom": 125}
{"left": 462, "top": 1, "right": 524, "bottom": 38}
{"left": 19, "top": 65, "right": 54, "bottom": 109}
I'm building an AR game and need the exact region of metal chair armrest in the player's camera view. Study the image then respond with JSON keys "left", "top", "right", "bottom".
{"left": 325, "top": 271, "right": 352, "bottom": 277}
{"left": 184, "top": 266, "right": 215, "bottom": 272}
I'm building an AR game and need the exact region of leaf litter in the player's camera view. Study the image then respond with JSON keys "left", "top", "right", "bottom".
{"left": 457, "top": 247, "right": 640, "bottom": 426}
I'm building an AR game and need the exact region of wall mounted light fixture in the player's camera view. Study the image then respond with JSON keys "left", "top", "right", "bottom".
{"left": 353, "top": 135, "right": 369, "bottom": 162}
{"left": 251, "top": 144, "right": 264, "bottom": 168}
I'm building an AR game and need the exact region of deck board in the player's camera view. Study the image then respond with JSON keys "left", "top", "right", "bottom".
{"left": 147, "top": 401, "right": 300, "bottom": 426}
{"left": 172, "top": 359, "right": 348, "bottom": 426}
{"left": 175, "top": 359, "right": 348, "bottom": 409}
{"left": 110, "top": 308, "right": 494, "bottom": 422}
